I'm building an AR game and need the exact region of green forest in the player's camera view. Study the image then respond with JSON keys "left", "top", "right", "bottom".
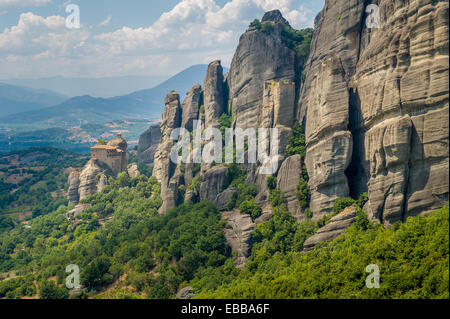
{"left": 0, "top": 161, "right": 448, "bottom": 299}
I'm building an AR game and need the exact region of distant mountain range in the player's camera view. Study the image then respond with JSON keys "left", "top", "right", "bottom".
{"left": 0, "top": 83, "right": 68, "bottom": 117}
{"left": 0, "top": 64, "right": 227, "bottom": 127}
{"left": 4, "top": 75, "right": 170, "bottom": 98}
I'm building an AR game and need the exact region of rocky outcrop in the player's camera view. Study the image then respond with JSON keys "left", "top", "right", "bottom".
{"left": 181, "top": 84, "right": 202, "bottom": 131}
{"left": 153, "top": 91, "right": 182, "bottom": 214}
{"left": 199, "top": 166, "right": 227, "bottom": 202}
{"left": 68, "top": 135, "right": 129, "bottom": 204}
{"left": 97, "top": 174, "right": 108, "bottom": 193}
{"left": 228, "top": 10, "right": 296, "bottom": 129}
{"left": 66, "top": 204, "right": 87, "bottom": 220}
{"left": 137, "top": 124, "right": 161, "bottom": 165}
{"left": 215, "top": 187, "right": 237, "bottom": 211}
{"left": 78, "top": 159, "right": 109, "bottom": 201}
{"left": 203, "top": 61, "right": 225, "bottom": 129}
{"left": 176, "top": 286, "right": 194, "bottom": 299}
{"left": 148, "top": 5, "right": 448, "bottom": 228}
{"left": 127, "top": 163, "right": 140, "bottom": 179}
{"left": 222, "top": 210, "right": 256, "bottom": 268}
{"left": 303, "top": 206, "right": 357, "bottom": 252}
{"left": 305, "top": 131, "right": 353, "bottom": 219}
{"left": 222, "top": 209, "right": 274, "bottom": 268}
{"left": 68, "top": 171, "right": 80, "bottom": 205}
{"left": 299, "top": 0, "right": 449, "bottom": 224}
{"left": 276, "top": 154, "right": 303, "bottom": 219}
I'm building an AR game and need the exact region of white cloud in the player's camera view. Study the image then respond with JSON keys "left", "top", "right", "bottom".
{"left": 98, "top": 15, "right": 112, "bottom": 27}
{"left": 0, "top": 0, "right": 51, "bottom": 9}
{"left": 95, "top": 0, "right": 314, "bottom": 55}
{"left": 0, "top": 0, "right": 317, "bottom": 79}
{"left": 0, "top": 12, "right": 89, "bottom": 56}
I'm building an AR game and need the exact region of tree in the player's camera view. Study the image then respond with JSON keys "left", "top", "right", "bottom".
{"left": 39, "top": 280, "right": 69, "bottom": 299}
{"left": 267, "top": 176, "right": 277, "bottom": 190}
{"left": 82, "top": 256, "right": 112, "bottom": 287}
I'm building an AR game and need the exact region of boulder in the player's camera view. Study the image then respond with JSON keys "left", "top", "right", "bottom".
{"left": 303, "top": 206, "right": 357, "bottom": 252}
{"left": 176, "top": 286, "right": 194, "bottom": 299}
{"left": 127, "top": 163, "right": 140, "bottom": 179}
{"left": 215, "top": 187, "right": 237, "bottom": 211}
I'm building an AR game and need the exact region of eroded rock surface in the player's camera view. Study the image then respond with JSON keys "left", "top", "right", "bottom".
{"left": 203, "top": 61, "right": 225, "bottom": 128}
{"left": 303, "top": 206, "right": 357, "bottom": 252}
{"left": 199, "top": 166, "right": 227, "bottom": 202}
{"left": 138, "top": 124, "right": 161, "bottom": 165}
{"left": 228, "top": 11, "right": 296, "bottom": 129}
{"left": 222, "top": 210, "right": 256, "bottom": 268}
{"left": 277, "top": 154, "right": 303, "bottom": 219}
{"left": 153, "top": 91, "right": 182, "bottom": 214}
{"left": 299, "top": 0, "right": 449, "bottom": 224}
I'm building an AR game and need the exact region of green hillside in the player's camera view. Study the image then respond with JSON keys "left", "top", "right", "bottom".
{"left": 0, "top": 167, "right": 447, "bottom": 299}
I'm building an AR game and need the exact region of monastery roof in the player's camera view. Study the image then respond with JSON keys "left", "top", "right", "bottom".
{"left": 91, "top": 145, "right": 124, "bottom": 153}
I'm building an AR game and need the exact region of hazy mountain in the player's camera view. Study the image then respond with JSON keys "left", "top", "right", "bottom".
{"left": 0, "top": 64, "right": 226, "bottom": 126}
{"left": 4, "top": 75, "right": 170, "bottom": 98}
{"left": 0, "top": 83, "right": 68, "bottom": 117}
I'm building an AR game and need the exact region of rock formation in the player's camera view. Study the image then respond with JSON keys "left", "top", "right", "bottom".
{"left": 303, "top": 206, "right": 357, "bottom": 252}
{"left": 176, "top": 286, "right": 194, "bottom": 299}
{"left": 127, "top": 163, "right": 140, "bottom": 179}
{"left": 215, "top": 187, "right": 237, "bottom": 211}
{"left": 276, "top": 154, "right": 303, "bottom": 219}
{"left": 67, "top": 171, "right": 80, "bottom": 205}
{"left": 203, "top": 61, "right": 225, "bottom": 129}
{"left": 222, "top": 210, "right": 256, "bottom": 268}
{"left": 181, "top": 84, "right": 202, "bottom": 131}
{"left": 137, "top": 124, "right": 161, "bottom": 165}
{"left": 298, "top": 0, "right": 449, "bottom": 225}
{"left": 228, "top": 11, "right": 296, "bottom": 129}
{"left": 151, "top": 4, "right": 448, "bottom": 231}
{"left": 153, "top": 91, "right": 182, "bottom": 214}
{"left": 68, "top": 134, "right": 131, "bottom": 204}
{"left": 199, "top": 166, "right": 228, "bottom": 202}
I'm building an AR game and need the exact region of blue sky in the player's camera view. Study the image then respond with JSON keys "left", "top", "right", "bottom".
{"left": 0, "top": 0, "right": 324, "bottom": 79}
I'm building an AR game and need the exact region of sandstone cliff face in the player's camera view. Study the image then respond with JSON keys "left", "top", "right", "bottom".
{"left": 199, "top": 166, "right": 228, "bottom": 202}
{"left": 153, "top": 91, "right": 182, "bottom": 214}
{"left": 68, "top": 171, "right": 80, "bottom": 205}
{"left": 181, "top": 84, "right": 202, "bottom": 131}
{"left": 78, "top": 159, "right": 108, "bottom": 201}
{"left": 222, "top": 210, "right": 256, "bottom": 268}
{"left": 151, "top": 4, "right": 448, "bottom": 231}
{"left": 68, "top": 160, "right": 110, "bottom": 204}
{"left": 228, "top": 11, "right": 296, "bottom": 129}
{"left": 203, "top": 61, "right": 225, "bottom": 129}
{"left": 276, "top": 154, "right": 303, "bottom": 219}
{"left": 138, "top": 124, "right": 161, "bottom": 165}
{"left": 299, "top": 0, "right": 449, "bottom": 225}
